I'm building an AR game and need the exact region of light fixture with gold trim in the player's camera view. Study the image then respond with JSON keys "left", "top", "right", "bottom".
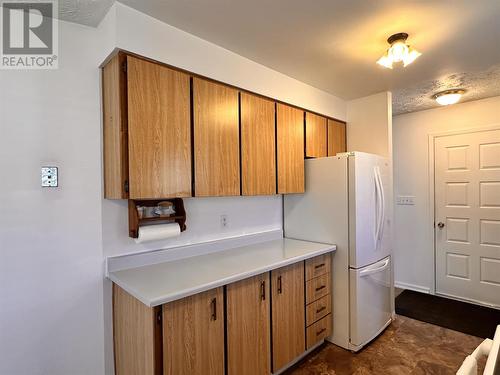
{"left": 433, "top": 89, "right": 466, "bottom": 106}
{"left": 377, "top": 33, "right": 421, "bottom": 69}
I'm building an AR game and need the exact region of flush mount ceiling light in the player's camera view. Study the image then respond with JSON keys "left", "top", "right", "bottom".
{"left": 433, "top": 89, "right": 466, "bottom": 106}
{"left": 377, "top": 33, "right": 421, "bottom": 69}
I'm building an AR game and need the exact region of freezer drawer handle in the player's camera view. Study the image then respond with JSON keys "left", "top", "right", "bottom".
{"left": 359, "top": 258, "right": 390, "bottom": 278}
{"left": 315, "top": 285, "right": 326, "bottom": 292}
{"left": 316, "top": 328, "right": 326, "bottom": 336}
{"left": 314, "top": 263, "right": 325, "bottom": 269}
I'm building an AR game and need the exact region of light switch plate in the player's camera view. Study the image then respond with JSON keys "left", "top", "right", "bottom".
{"left": 41, "top": 166, "right": 58, "bottom": 187}
{"left": 397, "top": 195, "right": 415, "bottom": 205}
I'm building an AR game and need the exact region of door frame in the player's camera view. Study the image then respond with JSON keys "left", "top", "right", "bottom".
{"left": 427, "top": 124, "right": 500, "bottom": 297}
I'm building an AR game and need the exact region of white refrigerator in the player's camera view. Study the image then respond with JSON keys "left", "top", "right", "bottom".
{"left": 284, "top": 152, "right": 393, "bottom": 351}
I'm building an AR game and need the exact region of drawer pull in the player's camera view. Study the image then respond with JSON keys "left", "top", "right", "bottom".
{"left": 260, "top": 280, "right": 266, "bottom": 301}
{"left": 316, "top": 328, "right": 326, "bottom": 336}
{"left": 277, "top": 276, "right": 282, "bottom": 294}
{"left": 315, "top": 285, "right": 326, "bottom": 292}
{"left": 211, "top": 298, "right": 217, "bottom": 321}
{"left": 314, "top": 263, "right": 325, "bottom": 269}
{"left": 316, "top": 306, "right": 326, "bottom": 314}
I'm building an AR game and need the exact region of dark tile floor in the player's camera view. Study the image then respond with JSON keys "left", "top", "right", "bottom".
{"left": 285, "top": 315, "right": 485, "bottom": 375}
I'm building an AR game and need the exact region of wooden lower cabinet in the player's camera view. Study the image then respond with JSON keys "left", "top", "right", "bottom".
{"left": 113, "top": 284, "right": 163, "bottom": 375}
{"left": 226, "top": 273, "right": 271, "bottom": 375}
{"left": 113, "top": 256, "right": 333, "bottom": 375}
{"left": 271, "top": 262, "right": 306, "bottom": 372}
{"left": 163, "top": 287, "right": 224, "bottom": 375}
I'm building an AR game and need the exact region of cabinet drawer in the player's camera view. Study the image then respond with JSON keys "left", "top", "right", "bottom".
{"left": 305, "top": 253, "right": 331, "bottom": 281}
{"left": 306, "top": 314, "right": 332, "bottom": 349}
{"left": 306, "top": 294, "right": 331, "bottom": 327}
{"left": 306, "top": 273, "right": 330, "bottom": 304}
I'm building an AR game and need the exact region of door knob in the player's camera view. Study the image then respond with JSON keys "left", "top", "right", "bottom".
{"left": 437, "top": 222, "right": 445, "bottom": 229}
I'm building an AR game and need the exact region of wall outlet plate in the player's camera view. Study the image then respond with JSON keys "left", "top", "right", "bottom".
{"left": 396, "top": 195, "right": 415, "bottom": 205}
{"left": 41, "top": 166, "right": 58, "bottom": 187}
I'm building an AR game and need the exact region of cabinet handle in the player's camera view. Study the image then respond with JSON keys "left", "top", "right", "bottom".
{"left": 314, "top": 263, "right": 325, "bottom": 270}
{"left": 316, "top": 328, "right": 326, "bottom": 336}
{"left": 315, "top": 285, "right": 326, "bottom": 292}
{"left": 316, "top": 306, "right": 326, "bottom": 314}
{"left": 277, "top": 276, "right": 282, "bottom": 294}
{"left": 260, "top": 280, "right": 266, "bottom": 301}
{"left": 211, "top": 298, "right": 217, "bottom": 321}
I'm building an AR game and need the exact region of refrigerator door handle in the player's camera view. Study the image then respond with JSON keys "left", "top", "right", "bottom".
{"left": 376, "top": 166, "right": 386, "bottom": 241}
{"left": 359, "top": 258, "right": 390, "bottom": 277}
{"left": 374, "top": 167, "right": 383, "bottom": 246}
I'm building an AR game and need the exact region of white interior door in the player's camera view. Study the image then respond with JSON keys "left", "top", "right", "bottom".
{"left": 435, "top": 129, "right": 500, "bottom": 307}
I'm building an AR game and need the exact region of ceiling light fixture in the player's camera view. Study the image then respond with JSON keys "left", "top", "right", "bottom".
{"left": 433, "top": 89, "right": 466, "bottom": 106}
{"left": 377, "top": 33, "right": 421, "bottom": 69}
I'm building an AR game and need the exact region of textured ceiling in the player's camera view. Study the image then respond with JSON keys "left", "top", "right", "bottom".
{"left": 392, "top": 64, "right": 500, "bottom": 115}
{"left": 59, "top": 0, "right": 114, "bottom": 27}
{"left": 57, "top": 0, "right": 500, "bottom": 114}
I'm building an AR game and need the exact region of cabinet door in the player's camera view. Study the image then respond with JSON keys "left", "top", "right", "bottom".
{"left": 127, "top": 56, "right": 192, "bottom": 199}
{"left": 271, "top": 262, "right": 305, "bottom": 372}
{"left": 113, "top": 284, "right": 162, "bottom": 375}
{"left": 240, "top": 93, "right": 276, "bottom": 195}
{"left": 193, "top": 78, "right": 240, "bottom": 196}
{"left": 227, "top": 273, "right": 271, "bottom": 375}
{"left": 276, "top": 103, "right": 305, "bottom": 194}
{"left": 163, "top": 287, "right": 224, "bottom": 375}
{"left": 327, "top": 119, "right": 347, "bottom": 156}
{"left": 305, "top": 112, "right": 327, "bottom": 158}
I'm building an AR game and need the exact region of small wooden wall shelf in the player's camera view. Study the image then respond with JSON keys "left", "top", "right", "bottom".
{"left": 128, "top": 198, "right": 187, "bottom": 238}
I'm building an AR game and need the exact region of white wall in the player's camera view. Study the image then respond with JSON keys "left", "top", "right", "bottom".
{"left": 347, "top": 92, "right": 393, "bottom": 158}
{"left": 0, "top": 18, "right": 113, "bottom": 375}
{"left": 393, "top": 96, "right": 500, "bottom": 292}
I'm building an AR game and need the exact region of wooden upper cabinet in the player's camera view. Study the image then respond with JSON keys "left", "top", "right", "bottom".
{"left": 193, "top": 78, "right": 240, "bottom": 197}
{"left": 271, "top": 262, "right": 305, "bottom": 372}
{"left": 163, "top": 287, "right": 224, "bottom": 375}
{"left": 276, "top": 103, "right": 305, "bottom": 194}
{"left": 103, "top": 53, "right": 128, "bottom": 199}
{"left": 327, "top": 119, "right": 347, "bottom": 156}
{"left": 240, "top": 93, "right": 276, "bottom": 196}
{"left": 305, "top": 112, "right": 327, "bottom": 158}
{"left": 127, "top": 56, "right": 192, "bottom": 199}
{"left": 226, "top": 273, "right": 271, "bottom": 375}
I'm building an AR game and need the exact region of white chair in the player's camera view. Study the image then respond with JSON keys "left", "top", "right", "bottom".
{"left": 457, "top": 326, "right": 500, "bottom": 375}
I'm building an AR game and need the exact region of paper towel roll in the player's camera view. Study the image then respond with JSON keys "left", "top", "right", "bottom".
{"left": 134, "top": 223, "right": 181, "bottom": 243}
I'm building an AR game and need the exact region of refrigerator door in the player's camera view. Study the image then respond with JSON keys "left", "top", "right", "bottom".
{"left": 349, "top": 256, "right": 392, "bottom": 349}
{"left": 349, "top": 152, "right": 391, "bottom": 268}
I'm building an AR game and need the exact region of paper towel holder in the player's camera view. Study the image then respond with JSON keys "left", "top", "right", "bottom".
{"left": 128, "top": 198, "right": 187, "bottom": 238}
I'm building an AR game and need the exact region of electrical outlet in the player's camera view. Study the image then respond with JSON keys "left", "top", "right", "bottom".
{"left": 397, "top": 195, "right": 415, "bottom": 205}
{"left": 41, "top": 166, "right": 58, "bottom": 187}
{"left": 220, "top": 214, "right": 228, "bottom": 228}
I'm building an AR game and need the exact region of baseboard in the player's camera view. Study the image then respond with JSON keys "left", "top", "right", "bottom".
{"left": 395, "top": 281, "right": 431, "bottom": 294}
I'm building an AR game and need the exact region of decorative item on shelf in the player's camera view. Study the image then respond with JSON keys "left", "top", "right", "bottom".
{"left": 128, "top": 198, "right": 187, "bottom": 239}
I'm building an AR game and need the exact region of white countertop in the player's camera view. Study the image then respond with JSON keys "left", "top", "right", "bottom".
{"left": 108, "top": 238, "right": 336, "bottom": 307}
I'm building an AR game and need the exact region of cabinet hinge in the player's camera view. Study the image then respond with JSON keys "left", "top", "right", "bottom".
{"left": 124, "top": 180, "right": 129, "bottom": 193}
{"left": 122, "top": 61, "right": 127, "bottom": 73}
{"left": 156, "top": 310, "right": 162, "bottom": 324}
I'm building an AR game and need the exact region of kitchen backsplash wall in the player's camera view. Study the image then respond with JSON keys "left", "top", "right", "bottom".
{"left": 102, "top": 195, "right": 283, "bottom": 256}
